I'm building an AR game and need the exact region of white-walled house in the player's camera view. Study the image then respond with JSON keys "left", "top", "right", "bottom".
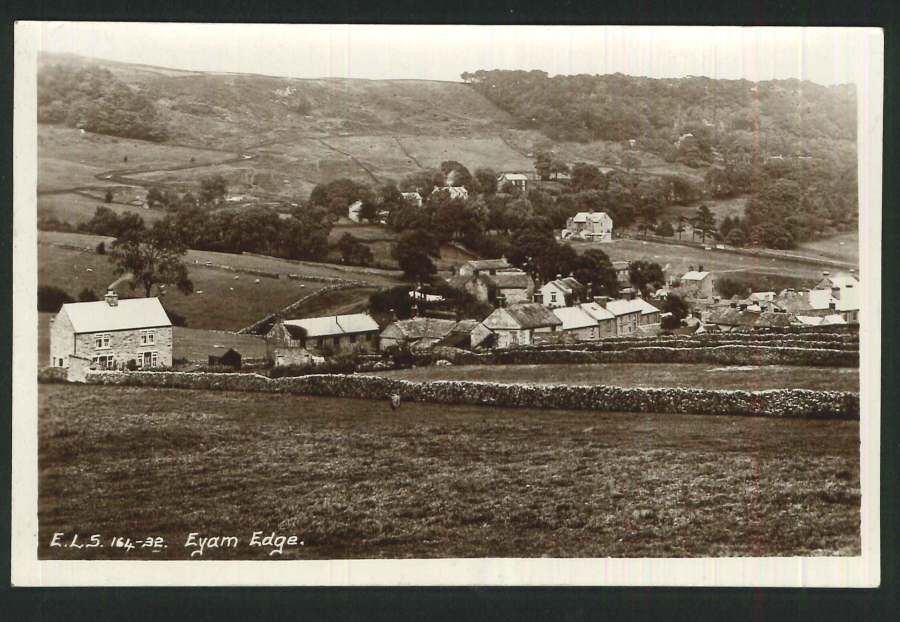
{"left": 565, "top": 211, "right": 613, "bottom": 242}
{"left": 50, "top": 291, "right": 173, "bottom": 371}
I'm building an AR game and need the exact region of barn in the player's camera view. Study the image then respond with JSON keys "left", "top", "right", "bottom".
{"left": 208, "top": 347, "right": 242, "bottom": 370}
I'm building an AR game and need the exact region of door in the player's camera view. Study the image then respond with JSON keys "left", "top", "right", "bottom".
{"left": 143, "top": 352, "right": 152, "bottom": 368}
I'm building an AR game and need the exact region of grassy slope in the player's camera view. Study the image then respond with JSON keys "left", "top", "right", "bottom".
{"left": 38, "top": 231, "right": 405, "bottom": 331}
{"left": 373, "top": 363, "right": 859, "bottom": 392}
{"left": 38, "top": 384, "right": 860, "bottom": 560}
{"left": 573, "top": 237, "right": 850, "bottom": 286}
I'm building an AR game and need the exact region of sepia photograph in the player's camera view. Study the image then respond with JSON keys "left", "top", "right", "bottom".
{"left": 11, "top": 22, "right": 882, "bottom": 586}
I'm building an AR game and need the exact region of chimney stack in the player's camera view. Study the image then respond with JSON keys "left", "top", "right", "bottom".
{"left": 594, "top": 296, "right": 609, "bottom": 308}
{"left": 689, "top": 265, "right": 695, "bottom": 272}
{"left": 699, "top": 265, "right": 704, "bottom": 272}
{"left": 105, "top": 289, "right": 118, "bottom": 307}
{"left": 823, "top": 271, "right": 830, "bottom": 278}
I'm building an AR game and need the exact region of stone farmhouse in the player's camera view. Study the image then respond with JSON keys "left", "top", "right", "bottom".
{"left": 565, "top": 210, "right": 613, "bottom": 242}
{"left": 605, "top": 298, "right": 643, "bottom": 337}
{"left": 472, "top": 303, "right": 562, "bottom": 349}
{"left": 267, "top": 313, "right": 380, "bottom": 364}
{"left": 380, "top": 318, "right": 479, "bottom": 351}
{"left": 679, "top": 268, "right": 716, "bottom": 298}
{"left": 50, "top": 291, "right": 173, "bottom": 373}
{"left": 578, "top": 301, "right": 617, "bottom": 338}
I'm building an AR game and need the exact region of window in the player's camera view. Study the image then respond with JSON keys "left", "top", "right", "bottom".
{"left": 350, "top": 334, "right": 357, "bottom": 344}
{"left": 94, "top": 333, "right": 111, "bottom": 349}
{"left": 140, "top": 330, "right": 155, "bottom": 346}
{"left": 551, "top": 292, "right": 557, "bottom": 303}
{"left": 333, "top": 336, "right": 340, "bottom": 347}
{"left": 317, "top": 338, "right": 324, "bottom": 349}
{"left": 366, "top": 333, "right": 373, "bottom": 342}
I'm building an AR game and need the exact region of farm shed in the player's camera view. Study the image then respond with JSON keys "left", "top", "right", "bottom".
{"left": 208, "top": 347, "right": 242, "bottom": 370}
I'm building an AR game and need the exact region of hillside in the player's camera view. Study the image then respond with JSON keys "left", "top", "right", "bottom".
{"left": 36, "top": 53, "right": 859, "bottom": 259}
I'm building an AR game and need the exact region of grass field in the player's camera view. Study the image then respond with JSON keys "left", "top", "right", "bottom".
{"left": 373, "top": 363, "right": 859, "bottom": 392}
{"left": 39, "top": 239, "right": 330, "bottom": 332}
{"left": 38, "top": 193, "right": 167, "bottom": 227}
{"left": 37, "top": 125, "right": 230, "bottom": 192}
{"left": 38, "top": 384, "right": 860, "bottom": 559}
{"left": 573, "top": 237, "right": 854, "bottom": 286}
{"left": 796, "top": 231, "right": 860, "bottom": 264}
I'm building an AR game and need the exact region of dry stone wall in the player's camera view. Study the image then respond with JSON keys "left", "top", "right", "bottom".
{"left": 79, "top": 371, "right": 859, "bottom": 419}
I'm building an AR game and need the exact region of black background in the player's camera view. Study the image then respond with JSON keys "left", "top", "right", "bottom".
{"left": 0, "top": 1, "right": 897, "bottom": 620}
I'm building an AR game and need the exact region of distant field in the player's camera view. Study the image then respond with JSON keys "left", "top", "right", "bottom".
{"left": 373, "top": 363, "right": 859, "bottom": 392}
{"left": 796, "top": 231, "right": 860, "bottom": 264}
{"left": 38, "top": 193, "right": 166, "bottom": 226}
{"left": 38, "top": 125, "right": 229, "bottom": 192}
{"left": 172, "top": 327, "right": 267, "bottom": 362}
{"left": 398, "top": 136, "right": 534, "bottom": 172}
{"left": 574, "top": 237, "right": 853, "bottom": 285}
{"left": 39, "top": 384, "right": 860, "bottom": 559}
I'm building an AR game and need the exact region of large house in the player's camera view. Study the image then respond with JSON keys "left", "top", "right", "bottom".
{"left": 538, "top": 277, "right": 588, "bottom": 309}
{"left": 679, "top": 269, "right": 716, "bottom": 298}
{"left": 636, "top": 298, "right": 662, "bottom": 326}
{"left": 565, "top": 210, "right": 613, "bottom": 242}
{"left": 267, "top": 313, "right": 380, "bottom": 363}
{"left": 497, "top": 172, "right": 529, "bottom": 191}
{"left": 50, "top": 290, "right": 173, "bottom": 372}
{"left": 605, "top": 298, "right": 643, "bottom": 337}
{"left": 472, "top": 303, "right": 562, "bottom": 349}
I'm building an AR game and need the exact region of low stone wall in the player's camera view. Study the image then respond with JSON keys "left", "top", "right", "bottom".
{"left": 81, "top": 371, "right": 858, "bottom": 419}
{"left": 37, "top": 366, "right": 67, "bottom": 383}
{"left": 416, "top": 345, "right": 858, "bottom": 368}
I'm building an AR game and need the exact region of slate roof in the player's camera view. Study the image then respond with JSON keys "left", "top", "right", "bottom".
{"left": 499, "top": 173, "right": 528, "bottom": 181}
{"left": 571, "top": 211, "right": 612, "bottom": 224}
{"left": 552, "top": 306, "right": 599, "bottom": 331}
{"left": 503, "top": 303, "right": 563, "bottom": 329}
{"left": 681, "top": 271, "right": 711, "bottom": 281}
{"left": 605, "top": 299, "right": 644, "bottom": 317}
{"left": 382, "top": 318, "right": 458, "bottom": 341}
{"left": 636, "top": 299, "right": 662, "bottom": 316}
{"left": 61, "top": 297, "right": 172, "bottom": 334}
{"left": 283, "top": 313, "right": 379, "bottom": 338}
{"left": 579, "top": 302, "right": 615, "bottom": 321}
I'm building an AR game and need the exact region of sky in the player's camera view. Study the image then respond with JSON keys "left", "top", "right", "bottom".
{"left": 36, "top": 23, "right": 880, "bottom": 87}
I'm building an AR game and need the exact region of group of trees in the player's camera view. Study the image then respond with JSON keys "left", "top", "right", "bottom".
{"left": 462, "top": 70, "right": 857, "bottom": 167}
{"left": 38, "top": 64, "right": 168, "bottom": 141}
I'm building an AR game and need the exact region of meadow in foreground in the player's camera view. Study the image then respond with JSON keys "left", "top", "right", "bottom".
{"left": 39, "top": 384, "right": 860, "bottom": 560}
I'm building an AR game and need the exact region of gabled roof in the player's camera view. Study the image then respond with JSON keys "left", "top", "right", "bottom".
{"left": 498, "top": 173, "right": 528, "bottom": 181}
{"left": 636, "top": 299, "right": 661, "bottom": 315}
{"left": 571, "top": 211, "right": 612, "bottom": 224}
{"left": 681, "top": 271, "right": 711, "bottom": 281}
{"left": 283, "top": 313, "right": 379, "bottom": 338}
{"left": 552, "top": 306, "right": 599, "bottom": 331}
{"left": 605, "top": 299, "right": 644, "bottom": 316}
{"left": 579, "top": 302, "right": 615, "bottom": 321}
{"left": 542, "top": 277, "right": 585, "bottom": 296}
{"left": 382, "top": 318, "right": 458, "bottom": 342}
{"left": 60, "top": 297, "right": 172, "bottom": 333}
{"left": 486, "top": 303, "right": 562, "bottom": 330}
